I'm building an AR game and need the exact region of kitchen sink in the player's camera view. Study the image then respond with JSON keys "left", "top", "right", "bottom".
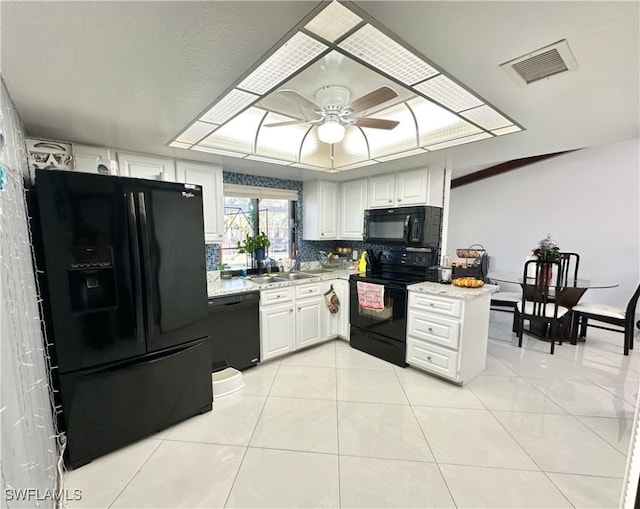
{"left": 301, "top": 269, "right": 332, "bottom": 274}
{"left": 250, "top": 276, "right": 282, "bottom": 284}
{"left": 275, "top": 272, "right": 314, "bottom": 280}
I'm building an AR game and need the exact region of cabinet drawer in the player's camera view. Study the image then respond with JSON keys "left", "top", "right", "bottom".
{"left": 407, "top": 338, "right": 459, "bottom": 381}
{"left": 409, "top": 292, "right": 462, "bottom": 318}
{"left": 260, "top": 287, "right": 294, "bottom": 306}
{"left": 295, "top": 282, "right": 321, "bottom": 299}
{"left": 408, "top": 310, "right": 460, "bottom": 350}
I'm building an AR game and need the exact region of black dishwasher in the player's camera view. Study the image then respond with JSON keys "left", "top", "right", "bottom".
{"left": 207, "top": 292, "right": 260, "bottom": 372}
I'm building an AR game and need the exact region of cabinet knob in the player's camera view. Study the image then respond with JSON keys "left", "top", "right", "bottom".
{"left": 388, "top": 199, "right": 392, "bottom": 203}
{"left": 428, "top": 327, "right": 433, "bottom": 332}
{"left": 298, "top": 307, "right": 301, "bottom": 311}
{"left": 321, "top": 232, "right": 324, "bottom": 236}
{"left": 427, "top": 355, "right": 432, "bottom": 361}
{"left": 429, "top": 303, "right": 434, "bottom": 307}
{"left": 290, "top": 309, "right": 293, "bottom": 313}
{"left": 397, "top": 198, "right": 402, "bottom": 202}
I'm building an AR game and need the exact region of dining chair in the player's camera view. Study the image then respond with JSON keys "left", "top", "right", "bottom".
{"left": 570, "top": 282, "right": 640, "bottom": 355}
{"left": 490, "top": 284, "right": 522, "bottom": 332}
{"left": 516, "top": 259, "right": 571, "bottom": 354}
{"left": 558, "top": 252, "right": 580, "bottom": 286}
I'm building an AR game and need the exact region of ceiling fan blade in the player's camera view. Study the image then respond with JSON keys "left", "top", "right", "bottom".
{"left": 354, "top": 118, "right": 400, "bottom": 130}
{"left": 264, "top": 120, "right": 307, "bottom": 128}
{"left": 278, "top": 89, "right": 320, "bottom": 113}
{"left": 349, "top": 86, "right": 398, "bottom": 114}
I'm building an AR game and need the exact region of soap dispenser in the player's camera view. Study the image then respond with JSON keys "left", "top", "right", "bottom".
{"left": 358, "top": 252, "right": 368, "bottom": 274}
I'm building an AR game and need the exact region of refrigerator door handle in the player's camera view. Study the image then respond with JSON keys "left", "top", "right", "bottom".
{"left": 137, "top": 191, "right": 155, "bottom": 341}
{"left": 127, "top": 192, "right": 145, "bottom": 344}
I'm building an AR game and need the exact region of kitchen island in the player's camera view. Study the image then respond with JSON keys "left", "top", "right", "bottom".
{"left": 406, "top": 282, "right": 498, "bottom": 384}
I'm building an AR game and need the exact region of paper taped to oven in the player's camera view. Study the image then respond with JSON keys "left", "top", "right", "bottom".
{"left": 357, "top": 281, "right": 385, "bottom": 311}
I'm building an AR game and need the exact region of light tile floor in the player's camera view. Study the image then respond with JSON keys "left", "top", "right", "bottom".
{"left": 64, "top": 312, "right": 639, "bottom": 508}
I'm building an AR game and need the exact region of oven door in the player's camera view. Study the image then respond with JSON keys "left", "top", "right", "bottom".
{"left": 349, "top": 278, "right": 407, "bottom": 341}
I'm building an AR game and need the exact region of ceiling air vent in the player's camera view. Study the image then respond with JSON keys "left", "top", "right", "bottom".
{"left": 500, "top": 39, "right": 578, "bottom": 86}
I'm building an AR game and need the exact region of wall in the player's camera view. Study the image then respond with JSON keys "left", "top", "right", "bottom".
{"left": 0, "top": 78, "right": 60, "bottom": 506}
{"left": 447, "top": 139, "right": 640, "bottom": 308}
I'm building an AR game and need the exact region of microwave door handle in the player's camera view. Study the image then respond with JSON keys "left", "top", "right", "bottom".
{"left": 362, "top": 217, "right": 369, "bottom": 241}
{"left": 403, "top": 215, "right": 410, "bottom": 237}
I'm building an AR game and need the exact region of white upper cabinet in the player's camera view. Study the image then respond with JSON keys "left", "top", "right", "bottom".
{"left": 303, "top": 180, "right": 339, "bottom": 240}
{"left": 72, "top": 144, "right": 118, "bottom": 175}
{"left": 176, "top": 160, "right": 224, "bottom": 244}
{"left": 117, "top": 152, "right": 176, "bottom": 182}
{"left": 368, "top": 174, "right": 396, "bottom": 208}
{"left": 339, "top": 178, "right": 368, "bottom": 240}
{"left": 368, "top": 168, "right": 445, "bottom": 208}
{"left": 396, "top": 168, "right": 429, "bottom": 206}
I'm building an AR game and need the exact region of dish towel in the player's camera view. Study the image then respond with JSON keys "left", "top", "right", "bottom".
{"left": 357, "top": 281, "right": 385, "bottom": 311}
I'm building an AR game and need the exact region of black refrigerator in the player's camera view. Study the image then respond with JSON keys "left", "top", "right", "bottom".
{"left": 30, "top": 169, "right": 213, "bottom": 468}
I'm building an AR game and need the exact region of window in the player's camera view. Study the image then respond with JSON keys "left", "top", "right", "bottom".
{"left": 221, "top": 185, "right": 296, "bottom": 269}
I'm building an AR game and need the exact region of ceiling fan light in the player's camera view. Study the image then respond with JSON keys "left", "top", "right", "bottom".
{"left": 317, "top": 120, "right": 345, "bottom": 144}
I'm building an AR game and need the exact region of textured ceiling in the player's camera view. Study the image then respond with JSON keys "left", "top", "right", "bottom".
{"left": 1, "top": 1, "right": 638, "bottom": 181}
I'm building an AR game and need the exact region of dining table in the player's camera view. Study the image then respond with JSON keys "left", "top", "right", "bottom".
{"left": 488, "top": 271, "right": 619, "bottom": 309}
{"left": 487, "top": 271, "right": 619, "bottom": 341}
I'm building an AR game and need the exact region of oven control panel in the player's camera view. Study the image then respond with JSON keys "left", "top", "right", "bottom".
{"left": 380, "top": 248, "right": 436, "bottom": 267}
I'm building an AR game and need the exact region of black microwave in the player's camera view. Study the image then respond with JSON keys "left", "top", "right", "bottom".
{"left": 363, "top": 205, "right": 442, "bottom": 247}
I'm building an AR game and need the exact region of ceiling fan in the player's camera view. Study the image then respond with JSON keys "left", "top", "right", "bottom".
{"left": 264, "top": 85, "right": 400, "bottom": 144}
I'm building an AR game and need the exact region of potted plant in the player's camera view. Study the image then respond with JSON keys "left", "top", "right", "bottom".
{"left": 237, "top": 232, "right": 271, "bottom": 266}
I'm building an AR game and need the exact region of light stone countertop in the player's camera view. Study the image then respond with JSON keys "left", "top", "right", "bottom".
{"left": 207, "top": 269, "right": 357, "bottom": 298}
{"left": 408, "top": 281, "right": 499, "bottom": 300}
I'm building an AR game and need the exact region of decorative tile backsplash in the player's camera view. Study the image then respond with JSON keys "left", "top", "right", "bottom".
{"left": 204, "top": 170, "right": 442, "bottom": 271}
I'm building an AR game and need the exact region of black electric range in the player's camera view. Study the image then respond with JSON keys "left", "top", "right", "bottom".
{"left": 349, "top": 248, "right": 438, "bottom": 367}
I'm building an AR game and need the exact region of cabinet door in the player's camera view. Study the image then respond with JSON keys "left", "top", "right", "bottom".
{"left": 176, "top": 161, "right": 224, "bottom": 243}
{"left": 334, "top": 279, "right": 350, "bottom": 340}
{"left": 72, "top": 144, "right": 117, "bottom": 175}
{"left": 261, "top": 303, "right": 295, "bottom": 361}
{"left": 117, "top": 152, "right": 176, "bottom": 182}
{"left": 322, "top": 281, "right": 338, "bottom": 340}
{"left": 368, "top": 174, "right": 395, "bottom": 208}
{"left": 296, "top": 297, "right": 323, "bottom": 349}
{"left": 396, "top": 169, "right": 428, "bottom": 206}
{"left": 427, "top": 167, "right": 445, "bottom": 207}
{"left": 340, "top": 179, "right": 367, "bottom": 240}
{"left": 319, "top": 181, "right": 338, "bottom": 239}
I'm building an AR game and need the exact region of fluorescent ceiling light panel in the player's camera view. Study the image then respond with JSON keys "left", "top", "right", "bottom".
{"left": 424, "top": 132, "right": 492, "bottom": 151}
{"left": 199, "top": 107, "right": 265, "bottom": 154}
{"left": 365, "top": 103, "right": 418, "bottom": 159}
{"left": 172, "top": 1, "right": 523, "bottom": 172}
{"left": 169, "top": 141, "right": 193, "bottom": 149}
{"left": 256, "top": 112, "right": 310, "bottom": 160}
{"left": 304, "top": 1, "right": 362, "bottom": 43}
{"left": 199, "top": 89, "right": 258, "bottom": 124}
{"left": 339, "top": 24, "right": 439, "bottom": 86}
{"left": 175, "top": 120, "right": 218, "bottom": 145}
{"left": 414, "top": 75, "right": 484, "bottom": 113}
{"left": 492, "top": 125, "right": 522, "bottom": 136}
{"left": 460, "top": 105, "right": 512, "bottom": 130}
{"left": 190, "top": 145, "right": 247, "bottom": 158}
{"left": 336, "top": 159, "right": 379, "bottom": 171}
{"left": 237, "top": 32, "right": 328, "bottom": 95}
{"left": 409, "top": 97, "right": 482, "bottom": 146}
{"left": 245, "top": 155, "right": 293, "bottom": 165}
{"left": 375, "top": 148, "right": 428, "bottom": 162}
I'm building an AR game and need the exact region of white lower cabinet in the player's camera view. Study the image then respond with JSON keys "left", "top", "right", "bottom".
{"left": 261, "top": 302, "right": 295, "bottom": 360}
{"left": 406, "top": 290, "right": 490, "bottom": 384}
{"left": 296, "top": 297, "right": 323, "bottom": 349}
{"left": 260, "top": 282, "right": 328, "bottom": 362}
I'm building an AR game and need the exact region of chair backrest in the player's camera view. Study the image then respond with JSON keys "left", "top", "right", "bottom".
{"left": 558, "top": 252, "right": 580, "bottom": 287}
{"left": 625, "top": 281, "right": 640, "bottom": 319}
{"left": 521, "top": 259, "right": 564, "bottom": 318}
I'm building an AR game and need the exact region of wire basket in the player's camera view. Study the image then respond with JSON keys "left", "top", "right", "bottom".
{"left": 319, "top": 258, "right": 346, "bottom": 269}
{"left": 456, "top": 244, "right": 487, "bottom": 267}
